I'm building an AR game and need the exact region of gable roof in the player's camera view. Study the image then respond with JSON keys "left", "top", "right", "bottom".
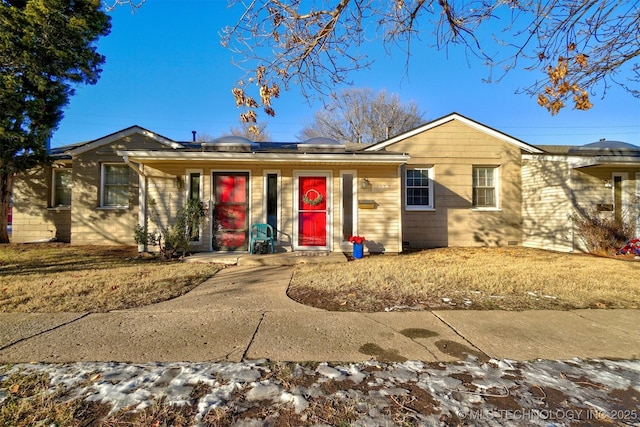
{"left": 364, "top": 112, "right": 543, "bottom": 154}
{"left": 66, "top": 125, "right": 183, "bottom": 156}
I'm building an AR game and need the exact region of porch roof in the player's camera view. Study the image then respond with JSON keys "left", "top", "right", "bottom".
{"left": 530, "top": 140, "right": 640, "bottom": 168}
{"left": 570, "top": 156, "right": 640, "bottom": 169}
{"left": 116, "top": 149, "right": 410, "bottom": 165}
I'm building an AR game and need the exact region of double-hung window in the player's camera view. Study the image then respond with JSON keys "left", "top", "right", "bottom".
{"left": 52, "top": 169, "right": 72, "bottom": 207}
{"left": 472, "top": 166, "right": 498, "bottom": 209}
{"left": 101, "top": 164, "right": 129, "bottom": 208}
{"left": 405, "top": 167, "right": 434, "bottom": 210}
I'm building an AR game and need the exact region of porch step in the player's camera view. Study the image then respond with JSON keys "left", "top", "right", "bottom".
{"left": 293, "top": 251, "right": 331, "bottom": 257}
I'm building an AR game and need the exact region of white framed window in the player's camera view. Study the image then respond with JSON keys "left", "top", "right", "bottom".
{"left": 186, "top": 169, "right": 203, "bottom": 202}
{"left": 472, "top": 166, "right": 498, "bottom": 209}
{"left": 101, "top": 163, "right": 129, "bottom": 208}
{"left": 405, "top": 167, "right": 434, "bottom": 210}
{"left": 51, "top": 168, "right": 72, "bottom": 207}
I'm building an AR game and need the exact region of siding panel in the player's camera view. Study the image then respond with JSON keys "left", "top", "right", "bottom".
{"left": 386, "top": 120, "right": 523, "bottom": 248}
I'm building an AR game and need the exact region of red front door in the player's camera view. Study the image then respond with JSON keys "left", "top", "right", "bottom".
{"left": 298, "top": 176, "right": 327, "bottom": 247}
{"left": 213, "top": 172, "right": 248, "bottom": 250}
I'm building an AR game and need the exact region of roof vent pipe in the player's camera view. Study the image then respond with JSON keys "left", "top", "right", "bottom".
{"left": 192, "top": 130, "right": 197, "bottom": 142}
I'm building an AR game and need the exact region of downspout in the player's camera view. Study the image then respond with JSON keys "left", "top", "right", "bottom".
{"left": 123, "top": 156, "right": 148, "bottom": 252}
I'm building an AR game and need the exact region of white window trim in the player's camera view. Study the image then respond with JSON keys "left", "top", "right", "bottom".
{"left": 51, "top": 168, "right": 72, "bottom": 208}
{"left": 185, "top": 169, "right": 204, "bottom": 245}
{"left": 185, "top": 169, "right": 204, "bottom": 201}
{"left": 100, "top": 163, "right": 130, "bottom": 208}
{"left": 339, "top": 170, "right": 358, "bottom": 245}
{"left": 472, "top": 165, "right": 501, "bottom": 211}
{"left": 263, "top": 170, "right": 282, "bottom": 243}
{"left": 405, "top": 167, "right": 434, "bottom": 211}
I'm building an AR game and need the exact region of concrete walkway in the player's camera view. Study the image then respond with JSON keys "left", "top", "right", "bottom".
{"left": 0, "top": 265, "right": 638, "bottom": 363}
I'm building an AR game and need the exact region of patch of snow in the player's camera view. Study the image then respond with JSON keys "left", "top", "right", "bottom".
{"left": 316, "top": 363, "right": 343, "bottom": 380}
{"left": 246, "top": 382, "right": 282, "bottom": 401}
{"left": 1, "top": 358, "right": 639, "bottom": 426}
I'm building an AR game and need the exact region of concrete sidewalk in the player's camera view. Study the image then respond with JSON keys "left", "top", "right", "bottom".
{"left": 0, "top": 265, "right": 638, "bottom": 363}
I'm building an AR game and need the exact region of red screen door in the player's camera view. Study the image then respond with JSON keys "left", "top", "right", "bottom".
{"left": 298, "top": 176, "right": 327, "bottom": 247}
{"left": 213, "top": 172, "right": 248, "bottom": 250}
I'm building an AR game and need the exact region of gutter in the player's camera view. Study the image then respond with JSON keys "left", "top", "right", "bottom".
{"left": 116, "top": 150, "right": 410, "bottom": 164}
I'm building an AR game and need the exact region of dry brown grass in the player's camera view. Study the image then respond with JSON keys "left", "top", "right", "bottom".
{"left": 289, "top": 247, "right": 640, "bottom": 311}
{"left": 0, "top": 243, "right": 221, "bottom": 313}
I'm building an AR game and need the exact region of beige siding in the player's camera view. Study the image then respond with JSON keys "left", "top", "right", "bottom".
{"left": 522, "top": 157, "right": 575, "bottom": 252}
{"left": 13, "top": 134, "right": 174, "bottom": 246}
{"left": 523, "top": 156, "right": 640, "bottom": 252}
{"left": 121, "top": 161, "right": 211, "bottom": 252}
{"left": 353, "top": 166, "right": 401, "bottom": 253}
{"left": 69, "top": 135, "right": 165, "bottom": 245}
{"left": 384, "top": 120, "right": 523, "bottom": 248}
{"left": 12, "top": 166, "right": 72, "bottom": 243}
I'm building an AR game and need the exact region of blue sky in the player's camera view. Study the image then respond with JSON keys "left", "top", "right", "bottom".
{"left": 51, "top": 1, "right": 640, "bottom": 148}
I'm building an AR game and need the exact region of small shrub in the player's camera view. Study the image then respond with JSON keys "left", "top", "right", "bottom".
{"left": 570, "top": 208, "right": 635, "bottom": 254}
{"left": 135, "top": 198, "right": 205, "bottom": 260}
{"left": 134, "top": 224, "right": 158, "bottom": 247}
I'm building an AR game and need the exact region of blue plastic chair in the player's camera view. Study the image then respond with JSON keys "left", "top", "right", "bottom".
{"left": 249, "top": 223, "right": 275, "bottom": 254}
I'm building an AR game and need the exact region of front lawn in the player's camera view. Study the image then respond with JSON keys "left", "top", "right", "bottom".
{"left": 2, "top": 244, "right": 638, "bottom": 313}
{"left": 0, "top": 244, "right": 221, "bottom": 313}
{"left": 289, "top": 247, "right": 640, "bottom": 311}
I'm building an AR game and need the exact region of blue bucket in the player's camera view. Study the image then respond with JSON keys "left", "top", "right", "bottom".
{"left": 353, "top": 243, "right": 364, "bottom": 259}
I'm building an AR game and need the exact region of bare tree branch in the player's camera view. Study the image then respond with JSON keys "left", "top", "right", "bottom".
{"left": 102, "top": 0, "right": 145, "bottom": 12}
{"left": 298, "top": 88, "right": 424, "bottom": 144}
{"left": 224, "top": 0, "right": 639, "bottom": 122}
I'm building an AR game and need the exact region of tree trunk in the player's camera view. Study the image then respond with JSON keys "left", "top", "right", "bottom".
{"left": 0, "top": 172, "right": 13, "bottom": 244}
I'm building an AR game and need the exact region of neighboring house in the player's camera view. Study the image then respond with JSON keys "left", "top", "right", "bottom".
{"left": 522, "top": 140, "right": 640, "bottom": 252}
{"left": 11, "top": 112, "right": 640, "bottom": 253}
